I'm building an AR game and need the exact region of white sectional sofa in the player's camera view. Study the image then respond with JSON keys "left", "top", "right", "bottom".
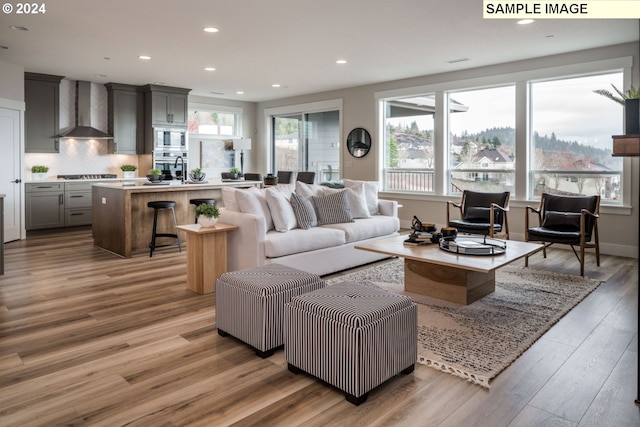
{"left": 219, "top": 180, "right": 400, "bottom": 276}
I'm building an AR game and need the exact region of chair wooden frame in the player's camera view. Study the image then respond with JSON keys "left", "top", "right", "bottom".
{"left": 524, "top": 194, "right": 600, "bottom": 276}
{"left": 446, "top": 191, "right": 510, "bottom": 239}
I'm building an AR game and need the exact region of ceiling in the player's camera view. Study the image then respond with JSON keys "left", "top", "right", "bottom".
{"left": 0, "top": 0, "right": 637, "bottom": 102}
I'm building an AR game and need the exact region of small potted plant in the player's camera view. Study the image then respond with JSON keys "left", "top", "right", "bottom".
{"left": 120, "top": 164, "right": 137, "bottom": 179}
{"left": 594, "top": 84, "right": 640, "bottom": 135}
{"left": 146, "top": 168, "right": 163, "bottom": 183}
{"left": 189, "top": 167, "right": 206, "bottom": 182}
{"left": 31, "top": 165, "right": 49, "bottom": 181}
{"left": 229, "top": 167, "right": 240, "bottom": 179}
{"left": 196, "top": 203, "right": 219, "bottom": 227}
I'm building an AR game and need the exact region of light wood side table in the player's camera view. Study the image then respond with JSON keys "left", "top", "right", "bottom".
{"left": 176, "top": 223, "right": 239, "bottom": 294}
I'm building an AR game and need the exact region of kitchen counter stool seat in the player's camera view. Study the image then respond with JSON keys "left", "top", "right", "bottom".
{"left": 147, "top": 200, "right": 181, "bottom": 257}
{"left": 189, "top": 198, "right": 216, "bottom": 223}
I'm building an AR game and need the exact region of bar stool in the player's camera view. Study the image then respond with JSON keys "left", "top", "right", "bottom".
{"left": 189, "top": 198, "right": 216, "bottom": 223}
{"left": 148, "top": 201, "right": 182, "bottom": 257}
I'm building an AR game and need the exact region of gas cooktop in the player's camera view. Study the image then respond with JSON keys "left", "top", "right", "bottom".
{"left": 57, "top": 174, "right": 118, "bottom": 180}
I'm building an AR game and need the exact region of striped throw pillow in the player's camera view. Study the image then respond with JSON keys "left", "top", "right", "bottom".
{"left": 290, "top": 192, "right": 317, "bottom": 229}
{"left": 313, "top": 190, "right": 354, "bottom": 225}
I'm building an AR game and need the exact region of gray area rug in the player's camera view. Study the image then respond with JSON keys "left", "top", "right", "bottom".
{"left": 327, "top": 258, "right": 603, "bottom": 388}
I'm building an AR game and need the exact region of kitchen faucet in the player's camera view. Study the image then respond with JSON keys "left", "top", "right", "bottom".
{"left": 174, "top": 156, "right": 185, "bottom": 183}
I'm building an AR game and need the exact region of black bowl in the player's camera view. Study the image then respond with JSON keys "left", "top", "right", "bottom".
{"left": 146, "top": 174, "right": 163, "bottom": 183}
{"left": 441, "top": 227, "right": 457, "bottom": 241}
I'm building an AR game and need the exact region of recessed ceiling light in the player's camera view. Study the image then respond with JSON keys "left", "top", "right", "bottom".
{"left": 236, "top": 91, "right": 244, "bottom": 95}
{"left": 203, "top": 27, "right": 219, "bottom": 33}
{"left": 103, "top": 57, "right": 111, "bottom": 60}
{"left": 336, "top": 59, "right": 347, "bottom": 64}
{"left": 153, "top": 81, "right": 165, "bottom": 85}
{"left": 9, "top": 25, "right": 28, "bottom": 31}
{"left": 272, "top": 84, "right": 281, "bottom": 88}
{"left": 94, "top": 74, "right": 107, "bottom": 78}
{"left": 518, "top": 19, "right": 535, "bottom": 25}
{"left": 546, "top": 34, "right": 555, "bottom": 38}
{"left": 139, "top": 55, "right": 151, "bottom": 60}
{"left": 204, "top": 67, "right": 216, "bottom": 71}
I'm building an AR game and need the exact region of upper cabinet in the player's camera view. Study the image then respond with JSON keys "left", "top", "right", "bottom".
{"left": 143, "top": 85, "right": 190, "bottom": 127}
{"left": 105, "top": 83, "right": 144, "bottom": 154}
{"left": 24, "top": 73, "right": 64, "bottom": 153}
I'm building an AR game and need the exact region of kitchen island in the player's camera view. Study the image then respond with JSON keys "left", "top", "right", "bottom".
{"left": 92, "top": 180, "right": 260, "bottom": 257}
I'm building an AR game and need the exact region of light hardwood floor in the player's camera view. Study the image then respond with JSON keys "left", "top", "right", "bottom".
{"left": 0, "top": 227, "right": 638, "bottom": 427}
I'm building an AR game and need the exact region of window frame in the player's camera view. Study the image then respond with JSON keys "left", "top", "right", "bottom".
{"left": 375, "top": 56, "right": 633, "bottom": 209}
{"left": 188, "top": 103, "right": 243, "bottom": 139}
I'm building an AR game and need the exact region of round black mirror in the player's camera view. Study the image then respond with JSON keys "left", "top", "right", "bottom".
{"left": 347, "top": 127, "right": 371, "bottom": 158}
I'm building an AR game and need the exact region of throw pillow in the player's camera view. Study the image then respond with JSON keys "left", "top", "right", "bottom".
{"left": 266, "top": 187, "right": 297, "bottom": 232}
{"left": 221, "top": 187, "right": 239, "bottom": 211}
{"left": 313, "top": 190, "right": 354, "bottom": 225}
{"left": 342, "top": 179, "right": 379, "bottom": 215}
{"left": 290, "top": 192, "right": 317, "bottom": 229}
{"left": 295, "top": 181, "right": 326, "bottom": 198}
{"left": 345, "top": 183, "right": 370, "bottom": 219}
{"left": 235, "top": 187, "right": 274, "bottom": 231}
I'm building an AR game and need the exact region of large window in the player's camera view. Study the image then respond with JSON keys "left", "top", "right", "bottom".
{"left": 530, "top": 72, "right": 623, "bottom": 202}
{"left": 272, "top": 110, "right": 340, "bottom": 184}
{"left": 188, "top": 109, "right": 239, "bottom": 136}
{"left": 382, "top": 95, "right": 436, "bottom": 192}
{"left": 379, "top": 66, "right": 626, "bottom": 204}
{"left": 448, "top": 86, "right": 515, "bottom": 194}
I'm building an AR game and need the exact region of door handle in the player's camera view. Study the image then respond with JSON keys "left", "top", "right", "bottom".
{"left": 59, "top": 194, "right": 63, "bottom": 205}
{"left": 11, "top": 179, "right": 21, "bottom": 184}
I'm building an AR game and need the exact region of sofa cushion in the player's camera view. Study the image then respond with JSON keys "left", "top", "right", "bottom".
{"left": 235, "top": 187, "right": 274, "bottom": 231}
{"left": 264, "top": 227, "right": 346, "bottom": 258}
{"left": 342, "top": 179, "right": 379, "bottom": 215}
{"left": 266, "top": 187, "right": 296, "bottom": 232}
{"left": 221, "top": 187, "right": 239, "bottom": 211}
{"left": 290, "top": 192, "right": 317, "bottom": 229}
{"left": 322, "top": 215, "right": 400, "bottom": 243}
{"left": 313, "top": 190, "right": 354, "bottom": 226}
{"left": 345, "top": 183, "right": 371, "bottom": 219}
{"left": 295, "top": 181, "right": 338, "bottom": 198}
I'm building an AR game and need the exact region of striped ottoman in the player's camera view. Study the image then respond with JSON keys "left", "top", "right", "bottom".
{"left": 215, "top": 264, "right": 326, "bottom": 358}
{"left": 285, "top": 282, "right": 417, "bottom": 405}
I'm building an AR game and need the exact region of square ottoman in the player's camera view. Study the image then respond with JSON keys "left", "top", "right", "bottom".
{"left": 216, "top": 263, "right": 326, "bottom": 358}
{"left": 285, "top": 282, "right": 417, "bottom": 405}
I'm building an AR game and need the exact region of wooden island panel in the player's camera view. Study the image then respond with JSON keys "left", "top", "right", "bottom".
{"left": 92, "top": 182, "right": 258, "bottom": 257}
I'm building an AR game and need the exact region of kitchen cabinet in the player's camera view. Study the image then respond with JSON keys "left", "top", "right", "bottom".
{"left": 24, "top": 73, "right": 64, "bottom": 153}
{"left": 143, "top": 84, "right": 190, "bottom": 127}
{"left": 64, "top": 182, "right": 92, "bottom": 226}
{"left": 105, "top": 83, "right": 144, "bottom": 154}
{"left": 25, "top": 183, "right": 65, "bottom": 229}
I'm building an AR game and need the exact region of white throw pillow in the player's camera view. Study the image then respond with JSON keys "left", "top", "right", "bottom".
{"left": 345, "top": 183, "right": 371, "bottom": 219}
{"left": 266, "top": 187, "right": 297, "bottom": 232}
{"left": 295, "top": 181, "right": 326, "bottom": 198}
{"left": 221, "top": 187, "right": 239, "bottom": 211}
{"left": 235, "top": 187, "right": 274, "bottom": 230}
{"left": 343, "top": 179, "right": 379, "bottom": 215}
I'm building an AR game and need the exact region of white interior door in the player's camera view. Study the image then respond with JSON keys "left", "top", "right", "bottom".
{"left": 0, "top": 107, "right": 22, "bottom": 242}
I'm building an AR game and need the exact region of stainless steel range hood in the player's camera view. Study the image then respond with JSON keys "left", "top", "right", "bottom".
{"left": 59, "top": 80, "right": 112, "bottom": 139}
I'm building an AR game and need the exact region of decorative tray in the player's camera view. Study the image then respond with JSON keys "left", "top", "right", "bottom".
{"left": 439, "top": 236, "right": 507, "bottom": 256}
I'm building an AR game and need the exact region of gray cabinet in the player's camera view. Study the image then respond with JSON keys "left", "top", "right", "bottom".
{"left": 64, "top": 182, "right": 92, "bottom": 226}
{"left": 106, "top": 83, "right": 144, "bottom": 154}
{"left": 25, "top": 183, "right": 65, "bottom": 229}
{"left": 24, "top": 73, "right": 64, "bottom": 153}
{"left": 143, "top": 84, "right": 191, "bottom": 153}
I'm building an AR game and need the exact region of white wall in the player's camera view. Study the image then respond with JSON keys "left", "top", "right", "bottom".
{"left": 256, "top": 42, "right": 640, "bottom": 258}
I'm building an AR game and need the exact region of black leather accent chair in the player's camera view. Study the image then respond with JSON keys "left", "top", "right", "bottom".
{"left": 243, "top": 173, "right": 262, "bottom": 182}
{"left": 296, "top": 171, "right": 315, "bottom": 184}
{"left": 446, "top": 190, "right": 510, "bottom": 239}
{"left": 277, "top": 171, "right": 293, "bottom": 184}
{"left": 525, "top": 193, "right": 600, "bottom": 276}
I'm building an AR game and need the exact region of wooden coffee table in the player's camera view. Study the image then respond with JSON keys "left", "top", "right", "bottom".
{"left": 355, "top": 235, "right": 543, "bottom": 305}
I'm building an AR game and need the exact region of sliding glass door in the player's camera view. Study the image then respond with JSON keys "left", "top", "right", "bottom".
{"left": 272, "top": 110, "right": 340, "bottom": 184}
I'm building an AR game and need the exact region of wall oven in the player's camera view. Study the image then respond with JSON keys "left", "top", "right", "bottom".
{"left": 153, "top": 127, "right": 188, "bottom": 150}
{"left": 153, "top": 150, "right": 189, "bottom": 180}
